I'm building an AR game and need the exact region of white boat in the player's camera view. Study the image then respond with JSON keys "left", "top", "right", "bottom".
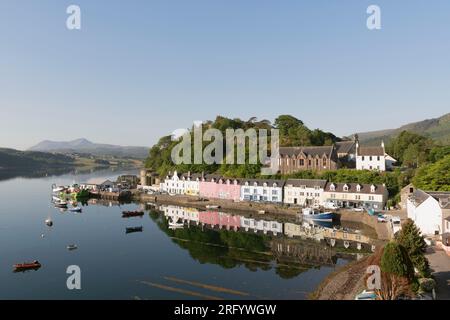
{"left": 206, "top": 205, "right": 220, "bottom": 210}
{"left": 302, "top": 208, "right": 334, "bottom": 222}
{"left": 69, "top": 207, "right": 82, "bottom": 213}
{"left": 54, "top": 200, "right": 68, "bottom": 208}
{"left": 67, "top": 244, "right": 78, "bottom": 251}
{"left": 52, "top": 184, "right": 66, "bottom": 193}
{"left": 45, "top": 218, "right": 53, "bottom": 227}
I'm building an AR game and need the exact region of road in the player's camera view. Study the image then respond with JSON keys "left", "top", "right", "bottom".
{"left": 426, "top": 247, "right": 450, "bottom": 300}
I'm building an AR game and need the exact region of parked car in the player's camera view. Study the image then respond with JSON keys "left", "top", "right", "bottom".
{"left": 377, "top": 214, "right": 387, "bottom": 223}
{"left": 391, "top": 216, "right": 402, "bottom": 234}
{"left": 353, "top": 207, "right": 365, "bottom": 212}
{"left": 323, "top": 201, "right": 339, "bottom": 210}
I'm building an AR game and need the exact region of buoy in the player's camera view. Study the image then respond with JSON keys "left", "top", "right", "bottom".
{"left": 45, "top": 218, "right": 53, "bottom": 227}
{"left": 41, "top": 234, "right": 45, "bottom": 238}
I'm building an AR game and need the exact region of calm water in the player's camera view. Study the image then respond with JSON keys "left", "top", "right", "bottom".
{"left": 0, "top": 168, "right": 349, "bottom": 300}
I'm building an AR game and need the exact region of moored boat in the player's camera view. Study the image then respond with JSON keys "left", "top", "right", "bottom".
{"left": 67, "top": 244, "right": 78, "bottom": 250}
{"left": 13, "top": 260, "right": 41, "bottom": 271}
{"left": 126, "top": 226, "right": 143, "bottom": 234}
{"left": 69, "top": 207, "right": 82, "bottom": 213}
{"left": 54, "top": 200, "right": 68, "bottom": 208}
{"left": 52, "top": 184, "right": 66, "bottom": 193}
{"left": 122, "top": 210, "right": 144, "bottom": 218}
{"left": 45, "top": 218, "right": 53, "bottom": 227}
{"left": 302, "top": 208, "right": 335, "bottom": 221}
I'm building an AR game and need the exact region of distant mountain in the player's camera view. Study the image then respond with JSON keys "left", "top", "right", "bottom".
{"left": 0, "top": 148, "right": 75, "bottom": 170}
{"left": 357, "top": 113, "right": 450, "bottom": 146}
{"left": 28, "top": 138, "right": 150, "bottom": 159}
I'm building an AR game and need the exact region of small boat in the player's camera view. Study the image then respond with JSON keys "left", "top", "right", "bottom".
{"left": 52, "top": 184, "right": 66, "bottom": 193}
{"left": 122, "top": 211, "right": 144, "bottom": 218}
{"left": 13, "top": 260, "right": 41, "bottom": 271}
{"left": 126, "top": 226, "right": 143, "bottom": 234}
{"left": 355, "top": 290, "right": 377, "bottom": 300}
{"left": 206, "top": 205, "right": 220, "bottom": 210}
{"left": 69, "top": 207, "right": 82, "bottom": 213}
{"left": 67, "top": 244, "right": 78, "bottom": 251}
{"left": 54, "top": 200, "right": 68, "bottom": 208}
{"left": 302, "top": 208, "right": 334, "bottom": 221}
{"left": 45, "top": 218, "right": 53, "bottom": 227}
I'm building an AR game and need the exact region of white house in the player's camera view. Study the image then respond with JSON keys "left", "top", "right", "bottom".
{"left": 284, "top": 179, "right": 327, "bottom": 207}
{"left": 323, "top": 182, "right": 388, "bottom": 210}
{"left": 356, "top": 141, "right": 396, "bottom": 171}
{"left": 407, "top": 189, "right": 450, "bottom": 236}
{"left": 240, "top": 179, "right": 285, "bottom": 203}
{"left": 240, "top": 216, "right": 283, "bottom": 235}
{"left": 160, "top": 171, "right": 200, "bottom": 196}
{"left": 161, "top": 171, "right": 185, "bottom": 195}
{"left": 162, "top": 205, "right": 200, "bottom": 224}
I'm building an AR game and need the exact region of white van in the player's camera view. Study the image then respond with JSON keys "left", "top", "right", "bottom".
{"left": 323, "top": 201, "right": 339, "bottom": 210}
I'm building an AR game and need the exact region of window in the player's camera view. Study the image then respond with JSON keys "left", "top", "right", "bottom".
{"left": 272, "top": 190, "right": 277, "bottom": 195}
{"left": 244, "top": 188, "right": 250, "bottom": 193}
{"left": 377, "top": 156, "right": 380, "bottom": 161}
{"left": 362, "top": 156, "right": 365, "bottom": 161}
{"left": 272, "top": 196, "right": 278, "bottom": 201}
{"left": 300, "top": 159, "right": 304, "bottom": 166}
{"left": 369, "top": 156, "right": 372, "bottom": 161}
{"left": 316, "top": 159, "right": 319, "bottom": 166}
{"left": 308, "top": 159, "right": 312, "bottom": 166}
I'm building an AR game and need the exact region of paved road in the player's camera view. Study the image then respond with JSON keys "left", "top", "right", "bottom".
{"left": 426, "top": 247, "right": 450, "bottom": 300}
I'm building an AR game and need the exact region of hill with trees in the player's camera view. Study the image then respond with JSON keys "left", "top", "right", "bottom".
{"left": 357, "top": 112, "right": 450, "bottom": 146}
{"left": 0, "top": 148, "right": 75, "bottom": 170}
{"left": 145, "top": 115, "right": 341, "bottom": 177}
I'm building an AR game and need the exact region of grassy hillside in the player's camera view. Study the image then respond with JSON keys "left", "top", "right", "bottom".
{"left": 0, "top": 148, "right": 75, "bottom": 170}
{"left": 357, "top": 113, "right": 450, "bottom": 146}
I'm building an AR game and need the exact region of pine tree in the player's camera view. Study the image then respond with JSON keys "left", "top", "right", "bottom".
{"left": 396, "top": 219, "right": 430, "bottom": 277}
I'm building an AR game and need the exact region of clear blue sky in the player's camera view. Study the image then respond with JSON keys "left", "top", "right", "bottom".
{"left": 1, "top": 1, "right": 449, "bottom": 150}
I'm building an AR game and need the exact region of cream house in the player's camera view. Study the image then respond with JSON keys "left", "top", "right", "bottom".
{"left": 284, "top": 179, "right": 327, "bottom": 207}
{"left": 323, "top": 182, "right": 388, "bottom": 210}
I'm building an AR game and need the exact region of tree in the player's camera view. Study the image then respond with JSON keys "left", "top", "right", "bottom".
{"left": 396, "top": 219, "right": 430, "bottom": 277}
{"left": 413, "top": 154, "right": 450, "bottom": 191}
{"left": 381, "top": 242, "right": 415, "bottom": 279}
{"left": 386, "top": 131, "right": 433, "bottom": 168}
{"left": 366, "top": 245, "right": 414, "bottom": 300}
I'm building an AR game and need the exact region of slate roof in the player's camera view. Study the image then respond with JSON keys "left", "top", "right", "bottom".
{"left": 336, "top": 141, "right": 356, "bottom": 154}
{"left": 285, "top": 179, "right": 328, "bottom": 188}
{"left": 358, "top": 146, "right": 385, "bottom": 156}
{"left": 279, "top": 146, "right": 335, "bottom": 158}
{"left": 324, "top": 182, "right": 386, "bottom": 195}
{"left": 408, "top": 189, "right": 431, "bottom": 207}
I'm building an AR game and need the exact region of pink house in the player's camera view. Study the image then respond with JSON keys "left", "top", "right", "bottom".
{"left": 218, "top": 213, "right": 241, "bottom": 230}
{"left": 199, "top": 211, "right": 220, "bottom": 226}
{"left": 199, "top": 175, "right": 241, "bottom": 201}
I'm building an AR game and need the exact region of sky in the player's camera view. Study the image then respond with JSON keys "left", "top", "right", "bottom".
{"left": 0, "top": 0, "right": 449, "bottom": 150}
